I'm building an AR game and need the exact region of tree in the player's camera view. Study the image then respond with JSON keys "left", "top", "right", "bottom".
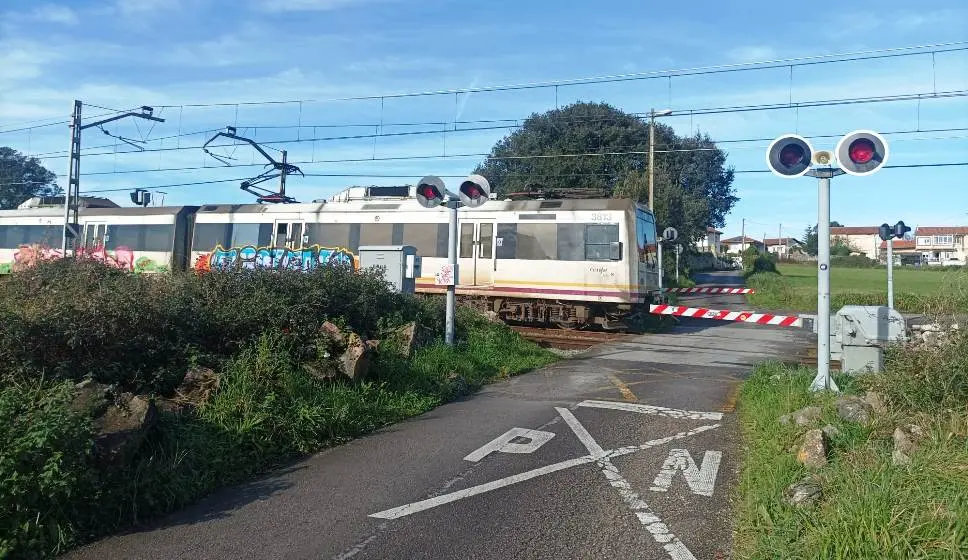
{"left": 803, "top": 221, "right": 845, "bottom": 256}
{"left": 473, "top": 102, "right": 737, "bottom": 243}
{"left": 0, "top": 147, "right": 59, "bottom": 209}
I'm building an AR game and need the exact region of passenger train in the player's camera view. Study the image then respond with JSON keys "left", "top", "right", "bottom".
{"left": 0, "top": 187, "right": 660, "bottom": 329}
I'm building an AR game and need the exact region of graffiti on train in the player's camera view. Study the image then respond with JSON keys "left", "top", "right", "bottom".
{"left": 0, "top": 244, "right": 165, "bottom": 274}
{"left": 194, "top": 245, "right": 359, "bottom": 272}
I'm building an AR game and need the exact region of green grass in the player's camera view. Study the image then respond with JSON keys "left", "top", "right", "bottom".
{"left": 734, "top": 363, "right": 968, "bottom": 559}
{"left": 746, "top": 264, "right": 968, "bottom": 313}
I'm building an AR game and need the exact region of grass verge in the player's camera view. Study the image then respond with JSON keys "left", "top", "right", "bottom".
{"left": 734, "top": 354, "right": 968, "bottom": 559}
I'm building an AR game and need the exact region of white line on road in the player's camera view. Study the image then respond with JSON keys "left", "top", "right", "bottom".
{"left": 368, "top": 424, "right": 720, "bottom": 520}
{"left": 556, "top": 408, "right": 698, "bottom": 560}
{"left": 578, "top": 400, "right": 724, "bottom": 421}
{"left": 649, "top": 449, "right": 723, "bottom": 497}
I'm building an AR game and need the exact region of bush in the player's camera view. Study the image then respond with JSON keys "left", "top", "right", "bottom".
{"left": 830, "top": 254, "right": 877, "bottom": 268}
{"left": 741, "top": 248, "right": 777, "bottom": 278}
{"left": 0, "top": 380, "right": 96, "bottom": 559}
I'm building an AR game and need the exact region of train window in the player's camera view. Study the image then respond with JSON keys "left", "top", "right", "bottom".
{"left": 496, "top": 223, "right": 517, "bottom": 259}
{"left": 106, "top": 224, "right": 174, "bottom": 252}
{"left": 436, "top": 224, "right": 448, "bottom": 258}
{"left": 585, "top": 224, "right": 619, "bottom": 261}
{"left": 479, "top": 223, "right": 493, "bottom": 259}
{"left": 192, "top": 223, "right": 271, "bottom": 250}
{"left": 0, "top": 225, "right": 61, "bottom": 248}
{"left": 306, "top": 223, "right": 351, "bottom": 249}
{"left": 459, "top": 223, "right": 474, "bottom": 258}
{"left": 516, "top": 223, "right": 557, "bottom": 260}
{"left": 402, "top": 223, "right": 440, "bottom": 258}
{"left": 556, "top": 224, "right": 584, "bottom": 261}
{"left": 359, "top": 223, "right": 393, "bottom": 247}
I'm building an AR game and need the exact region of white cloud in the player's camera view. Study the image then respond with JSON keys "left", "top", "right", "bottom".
{"left": 254, "top": 0, "right": 373, "bottom": 12}
{"left": 726, "top": 46, "right": 778, "bottom": 63}
{"left": 114, "top": 0, "right": 181, "bottom": 17}
{"left": 30, "top": 4, "right": 79, "bottom": 25}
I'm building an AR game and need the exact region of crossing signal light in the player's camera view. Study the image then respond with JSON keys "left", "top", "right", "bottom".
{"left": 893, "top": 220, "right": 911, "bottom": 239}
{"left": 836, "top": 130, "right": 889, "bottom": 176}
{"left": 878, "top": 223, "right": 892, "bottom": 241}
{"left": 766, "top": 134, "right": 814, "bottom": 178}
{"left": 415, "top": 175, "right": 445, "bottom": 208}
{"left": 458, "top": 174, "right": 491, "bottom": 208}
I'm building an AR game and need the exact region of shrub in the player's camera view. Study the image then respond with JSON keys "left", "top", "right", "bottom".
{"left": 830, "top": 254, "right": 877, "bottom": 268}
{"left": 0, "top": 380, "right": 96, "bottom": 559}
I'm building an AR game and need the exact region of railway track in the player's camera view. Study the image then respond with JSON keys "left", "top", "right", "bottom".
{"left": 510, "top": 326, "right": 635, "bottom": 350}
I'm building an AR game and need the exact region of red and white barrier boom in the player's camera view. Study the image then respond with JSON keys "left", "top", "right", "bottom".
{"left": 662, "top": 287, "right": 754, "bottom": 294}
{"left": 649, "top": 304, "right": 803, "bottom": 328}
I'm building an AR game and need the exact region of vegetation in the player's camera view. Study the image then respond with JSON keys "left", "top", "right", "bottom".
{"left": 740, "top": 247, "right": 777, "bottom": 277}
{"left": 472, "top": 102, "right": 738, "bottom": 246}
{"left": 0, "top": 147, "right": 59, "bottom": 209}
{"left": 734, "top": 326, "right": 968, "bottom": 559}
{"left": 0, "top": 260, "right": 556, "bottom": 559}
{"left": 802, "top": 221, "right": 845, "bottom": 257}
{"left": 747, "top": 263, "right": 968, "bottom": 313}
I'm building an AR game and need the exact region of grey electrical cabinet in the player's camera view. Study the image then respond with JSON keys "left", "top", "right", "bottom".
{"left": 357, "top": 245, "right": 421, "bottom": 294}
{"left": 835, "top": 305, "right": 906, "bottom": 374}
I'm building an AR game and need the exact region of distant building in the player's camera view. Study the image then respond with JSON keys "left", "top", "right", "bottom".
{"left": 697, "top": 227, "right": 723, "bottom": 255}
{"left": 763, "top": 237, "right": 803, "bottom": 258}
{"left": 829, "top": 226, "right": 881, "bottom": 260}
{"left": 915, "top": 226, "right": 968, "bottom": 266}
{"left": 721, "top": 236, "right": 764, "bottom": 254}
{"left": 879, "top": 238, "right": 920, "bottom": 265}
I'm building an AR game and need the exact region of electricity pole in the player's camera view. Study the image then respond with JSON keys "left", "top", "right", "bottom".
{"left": 740, "top": 218, "right": 746, "bottom": 252}
{"left": 62, "top": 101, "right": 164, "bottom": 255}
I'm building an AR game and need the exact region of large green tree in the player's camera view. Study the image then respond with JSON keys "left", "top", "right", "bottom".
{"left": 0, "top": 147, "right": 59, "bottom": 209}
{"left": 473, "top": 102, "right": 737, "bottom": 243}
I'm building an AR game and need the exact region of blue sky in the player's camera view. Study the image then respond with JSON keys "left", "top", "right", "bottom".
{"left": 1, "top": 0, "right": 966, "bottom": 240}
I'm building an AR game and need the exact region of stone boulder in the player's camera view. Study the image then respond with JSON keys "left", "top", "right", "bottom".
{"left": 72, "top": 383, "right": 158, "bottom": 467}
{"left": 339, "top": 332, "right": 373, "bottom": 380}
{"left": 892, "top": 424, "right": 927, "bottom": 465}
{"left": 172, "top": 367, "right": 220, "bottom": 407}
{"left": 779, "top": 406, "right": 822, "bottom": 427}
{"left": 836, "top": 396, "right": 873, "bottom": 424}
{"left": 784, "top": 475, "right": 822, "bottom": 508}
{"left": 821, "top": 424, "right": 842, "bottom": 439}
{"left": 796, "top": 429, "right": 829, "bottom": 469}
{"left": 863, "top": 391, "right": 887, "bottom": 415}
{"left": 70, "top": 379, "right": 114, "bottom": 416}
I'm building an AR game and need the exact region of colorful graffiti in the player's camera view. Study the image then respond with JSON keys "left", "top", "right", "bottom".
{"left": 0, "top": 244, "right": 166, "bottom": 274}
{"left": 194, "top": 245, "right": 358, "bottom": 273}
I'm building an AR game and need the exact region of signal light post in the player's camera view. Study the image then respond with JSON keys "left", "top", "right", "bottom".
{"left": 767, "top": 130, "right": 889, "bottom": 393}
{"left": 879, "top": 221, "right": 910, "bottom": 310}
{"left": 416, "top": 174, "right": 491, "bottom": 346}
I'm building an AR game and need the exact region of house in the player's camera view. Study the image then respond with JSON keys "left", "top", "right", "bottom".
{"left": 915, "top": 226, "right": 968, "bottom": 266}
{"left": 721, "top": 236, "right": 764, "bottom": 254}
{"left": 763, "top": 237, "right": 803, "bottom": 258}
{"left": 878, "top": 238, "right": 920, "bottom": 265}
{"left": 829, "top": 226, "right": 881, "bottom": 260}
{"left": 697, "top": 227, "right": 723, "bottom": 255}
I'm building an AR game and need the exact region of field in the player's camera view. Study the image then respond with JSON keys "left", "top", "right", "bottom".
{"left": 746, "top": 263, "right": 968, "bottom": 314}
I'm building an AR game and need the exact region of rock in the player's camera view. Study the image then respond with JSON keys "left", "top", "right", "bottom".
{"left": 172, "top": 367, "right": 220, "bottom": 407}
{"left": 303, "top": 362, "right": 337, "bottom": 380}
{"left": 922, "top": 331, "right": 938, "bottom": 345}
{"left": 796, "top": 429, "right": 829, "bottom": 468}
{"left": 784, "top": 476, "right": 822, "bottom": 508}
{"left": 921, "top": 323, "right": 941, "bottom": 332}
{"left": 836, "top": 396, "right": 873, "bottom": 424}
{"left": 892, "top": 424, "right": 927, "bottom": 465}
{"left": 387, "top": 321, "right": 418, "bottom": 358}
{"left": 821, "top": 424, "right": 842, "bottom": 439}
{"left": 778, "top": 406, "right": 823, "bottom": 427}
{"left": 339, "top": 332, "right": 372, "bottom": 380}
{"left": 92, "top": 393, "right": 157, "bottom": 466}
{"left": 70, "top": 379, "right": 114, "bottom": 416}
{"left": 863, "top": 391, "right": 887, "bottom": 415}
{"left": 319, "top": 321, "right": 345, "bottom": 345}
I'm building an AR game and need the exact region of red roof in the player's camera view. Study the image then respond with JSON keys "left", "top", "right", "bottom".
{"left": 831, "top": 227, "right": 879, "bottom": 235}
{"left": 915, "top": 226, "right": 968, "bottom": 235}
{"left": 722, "top": 236, "right": 763, "bottom": 244}
{"left": 764, "top": 237, "right": 802, "bottom": 246}
{"left": 879, "top": 239, "right": 916, "bottom": 250}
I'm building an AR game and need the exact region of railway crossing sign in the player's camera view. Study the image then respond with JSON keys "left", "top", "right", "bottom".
{"left": 662, "top": 227, "right": 678, "bottom": 242}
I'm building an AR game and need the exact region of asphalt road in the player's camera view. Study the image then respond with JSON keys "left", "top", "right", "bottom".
{"left": 66, "top": 271, "right": 810, "bottom": 560}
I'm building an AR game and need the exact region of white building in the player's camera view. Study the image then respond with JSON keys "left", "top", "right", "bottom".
{"left": 763, "top": 237, "right": 803, "bottom": 258}
{"left": 829, "top": 226, "right": 881, "bottom": 260}
{"left": 915, "top": 226, "right": 968, "bottom": 265}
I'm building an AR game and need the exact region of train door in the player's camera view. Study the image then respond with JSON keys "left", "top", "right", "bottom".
{"left": 83, "top": 222, "right": 108, "bottom": 249}
{"left": 273, "top": 220, "right": 306, "bottom": 249}
{"left": 458, "top": 220, "right": 495, "bottom": 286}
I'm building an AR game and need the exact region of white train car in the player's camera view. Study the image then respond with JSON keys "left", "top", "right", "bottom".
{"left": 189, "top": 187, "right": 660, "bottom": 328}
{"left": 0, "top": 200, "right": 196, "bottom": 274}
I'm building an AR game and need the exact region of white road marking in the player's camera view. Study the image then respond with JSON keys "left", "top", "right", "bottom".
{"left": 649, "top": 449, "right": 723, "bottom": 497}
{"left": 369, "top": 424, "right": 720, "bottom": 520}
{"left": 556, "top": 407, "right": 698, "bottom": 560}
{"left": 578, "top": 399, "right": 724, "bottom": 421}
{"left": 463, "top": 428, "right": 556, "bottom": 463}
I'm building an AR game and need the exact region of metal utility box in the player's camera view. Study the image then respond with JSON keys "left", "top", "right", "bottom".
{"left": 358, "top": 245, "right": 421, "bottom": 294}
{"left": 835, "top": 305, "right": 906, "bottom": 374}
